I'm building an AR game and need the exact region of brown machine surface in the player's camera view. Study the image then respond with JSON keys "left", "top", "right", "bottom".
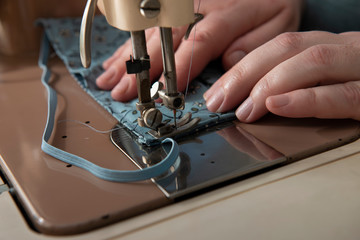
{"left": 0, "top": 55, "right": 171, "bottom": 235}
{"left": 1, "top": 53, "right": 360, "bottom": 236}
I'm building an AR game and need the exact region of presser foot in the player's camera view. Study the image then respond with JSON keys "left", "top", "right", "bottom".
{"left": 148, "top": 112, "right": 200, "bottom": 139}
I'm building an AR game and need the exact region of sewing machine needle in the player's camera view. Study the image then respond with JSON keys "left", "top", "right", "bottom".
{"left": 173, "top": 110, "right": 177, "bottom": 128}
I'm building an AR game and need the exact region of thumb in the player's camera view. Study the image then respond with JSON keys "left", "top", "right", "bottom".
{"left": 266, "top": 81, "right": 360, "bottom": 120}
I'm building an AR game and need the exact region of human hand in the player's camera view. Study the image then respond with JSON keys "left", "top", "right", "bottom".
{"left": 204, "top": 31, "right": 360, "bottom": 122}
{"left": 96, "top": 0, "right": 303, "bottom": 102}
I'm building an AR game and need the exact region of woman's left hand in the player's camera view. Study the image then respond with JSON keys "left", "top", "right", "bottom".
{"left": 204, "top": 31, "right": 360, "bottom": 122}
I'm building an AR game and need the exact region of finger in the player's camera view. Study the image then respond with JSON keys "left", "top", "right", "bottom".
{"left": 237, "top": 44, "right": 360, "bottom": 122}
{"left": 97, "top": 29, "right": 162, "bottom": 94}
{"left": 147, "top": 26, "right": 188, "bottom": 82}
{"left": 96, "top": 41, "right": 132, "bottom": 90}
{"left": 162, "top": 0, "right": 279, "bottom": 92}
{"left": 102, "top": 38, "right": 132, "bottom": 70}
{"left": 110, "top": 74, "right": 138, "bottom": 102}
{"left": 97, "top": 28, "right": 160, "bottom": 91}
{"left": 204, "top": 31, "right": 351, "bottom": 114}
{"left": 96, "top": 62, "right": 125, "bottom": 91}
{"left": 102, "top": 28, "right": 158, "bottom": 70}
{"left": 165, "top": 12, "right": 250, "bottom": 92}
{"left": 222, "top": 7, "right": 300, "bottom": 70}
{"left": 266, "top": 81, "right": 360, "bottom": 120}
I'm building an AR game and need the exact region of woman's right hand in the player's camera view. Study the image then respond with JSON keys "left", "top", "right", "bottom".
{"left": 96, "top": 0, "right": 304, "bottom": 102}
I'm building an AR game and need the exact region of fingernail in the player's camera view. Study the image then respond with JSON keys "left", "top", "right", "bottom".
{"left": 203, "top": 89, "right": 212, "bottom": 101}
{"left": 205, "top": 88, "right": 225, "bottom": 112}
{"left": 228, "top": 51, "right": 246, "bottom": 67}
{"left": 236, "top": 97, "right": 253, "bottom": 121}
{"left": 268, "top": 95, "right": 289, "bottom": 108}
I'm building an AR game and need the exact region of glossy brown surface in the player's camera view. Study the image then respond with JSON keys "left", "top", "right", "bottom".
{"left": 0, "top": 55, "right": 171, "bottom": 235}
{"left": 238, "top": 115, "right": 360, "bottom": 160}
{"left": 1, "top": 54, "right": 360, "bottom": 236}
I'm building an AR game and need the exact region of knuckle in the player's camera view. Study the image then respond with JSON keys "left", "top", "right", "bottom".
{"left": 222, "top": 66, "right": 248, "bottom": 99}
{"left": 222, "top": 65, "right": 247, "bottom": 93}
{"left": 305, "top": 88, "right": 317, "bottom": 106}
{"left": 339, "top": 32, "right": 360, "bottom": 45}
{"left": 307, "top": 45, "right": 335, "bottom": 66}
{"left": 171, "top": 27, "right": 185, "bottom": 40}
{"left": 256, "top": 75, "right": 273, "bottom": 98}
{"left": 192, "top": 28, "right": 213, "bottom": 44}
{"left": 274, "top": 32, "right": 303, "bottom": 51}
{"left": 341, "top": 82, "right": 360, "bottom": 109}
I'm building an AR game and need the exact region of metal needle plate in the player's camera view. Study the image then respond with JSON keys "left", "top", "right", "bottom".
{"left": 111, "top": 121, "right": 286, "bottom": 198}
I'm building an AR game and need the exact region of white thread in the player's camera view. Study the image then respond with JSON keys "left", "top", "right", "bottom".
{"left": 57, "top": 119, "right": 123, "bottom": 134}
{"left": 184, "top": 0, "right": 202, "bottom": 99}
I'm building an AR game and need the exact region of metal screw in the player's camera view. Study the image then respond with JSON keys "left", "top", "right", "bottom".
{"left": 144, "top": 108, "right": 162, "bottom": 128}
{"left": 150, "top": 81, "right": 164, "bottom": 99}
{"left": 140, "top": 0, "right": 161, "bottom": 19}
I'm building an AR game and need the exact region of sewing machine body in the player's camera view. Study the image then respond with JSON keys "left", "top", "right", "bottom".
{"left": 1, "top": 54, "right": 360, "bottom": 237}
{"left": 81, "top": 0, "right": 202, "bottom": 137}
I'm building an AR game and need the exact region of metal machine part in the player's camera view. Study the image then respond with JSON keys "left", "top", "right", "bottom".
{"left": 80, "top": 0, "right": 97, "bottom": 68}
{"left": 80, "top": 0, "right": 201, "bottom": 138}
{"left": 127, "top": 30, "right": 159, "bottom": 128}
{"left": 148, "top": 112, "right": 200, "bottom": 139}
{"left": 111, "top": 121, "right": 286, "bottom": 198}
{"left": 125, "top": 1, "right": 197, "bottom": 135}
{"left": 140, "top": 0, "right": 161, "bottom": 19}
{"left": 158, "top": 27, "right": 184, "bottom": 111}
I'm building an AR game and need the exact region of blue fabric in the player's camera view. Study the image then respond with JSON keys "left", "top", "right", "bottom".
{"left": 37, "top": 16, "right": 235, "bottom": 146}
{"left": 39, "top": 33, "right": 180, "bottom": 182}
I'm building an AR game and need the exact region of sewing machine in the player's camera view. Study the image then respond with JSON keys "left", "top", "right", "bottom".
{"left": 81, "top": 0, "right": 203, "bottom": 138}
{"left": 1, "top": 0, "right": 360, "bottom": 239}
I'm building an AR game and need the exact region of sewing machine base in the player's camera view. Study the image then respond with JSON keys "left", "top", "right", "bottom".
{"left": 1, "top": 56, "right": 359, "bottom": 235}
